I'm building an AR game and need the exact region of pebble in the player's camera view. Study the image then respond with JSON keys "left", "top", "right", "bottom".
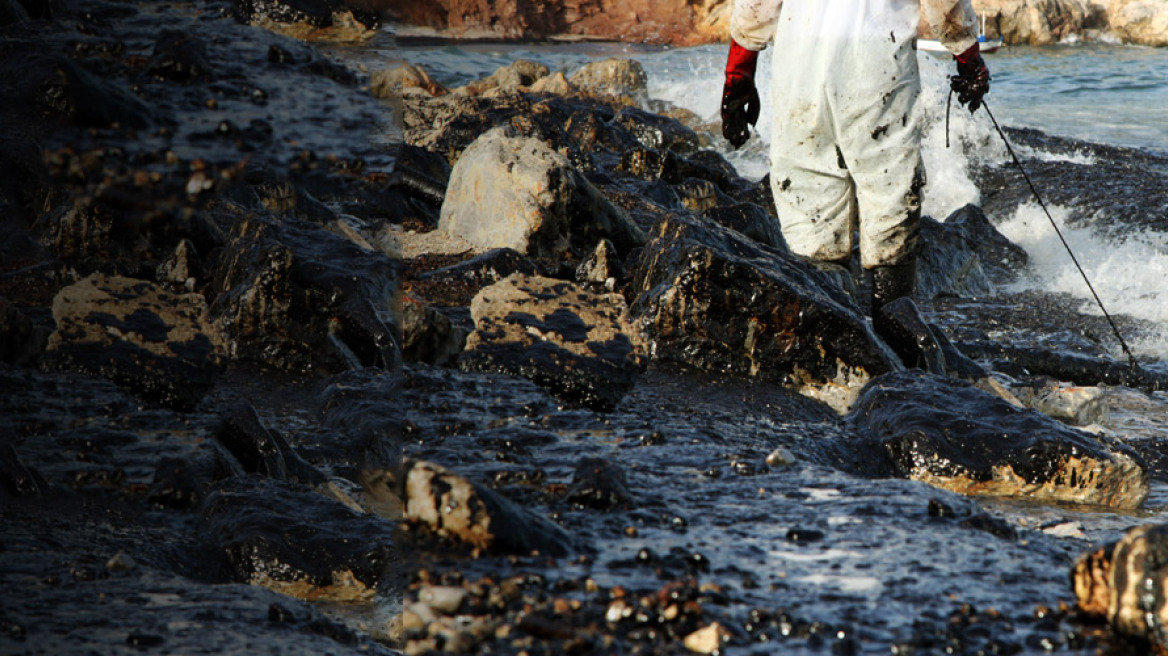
{"left": 419, "top": 584, "right": 466, "bottom": 614}
{"left": 765, "top": 448, "right": 796, "bottom": 467}
{"left": 683, "top": 622, "right": 730, "bottom": 654}
{"left": 1040, "top": 520, "right": 1086, "bottom": 539}
{"left": 606, "top": 599, "right": 634, "bottom": 623}
{"left": 105, "top": 551, "right": 136, "bottom": 573}
{"left": 404, "top": 602, "right": 437, "bottom": 629}
{"left": 1032, "top": 385, "right": 1109, "bottom": 426}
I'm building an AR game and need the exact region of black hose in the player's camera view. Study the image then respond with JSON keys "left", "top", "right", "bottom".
{"left": 944, "top": 91, "right": 1142, "bottom": 373}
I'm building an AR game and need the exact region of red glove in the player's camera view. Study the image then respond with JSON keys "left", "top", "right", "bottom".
{"left": 951, "top": 42, "right": 990, "bottom": 113}
{"left": 722, "top": 40, "right": 761, "bottom": 148}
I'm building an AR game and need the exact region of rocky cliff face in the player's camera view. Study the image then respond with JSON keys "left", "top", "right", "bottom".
{"left": 372, "top": 0, "right": 1168, "bottom": 47}
{"left": 375, "top": 0, "right": 729, "bottom": 45}
{"left": 971, "top": 0, "right": 1168, "bottom": 46}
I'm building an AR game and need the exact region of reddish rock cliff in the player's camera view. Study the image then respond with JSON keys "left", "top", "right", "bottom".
{"left": 374, "top": 0, "right": 730, "bottom": 45}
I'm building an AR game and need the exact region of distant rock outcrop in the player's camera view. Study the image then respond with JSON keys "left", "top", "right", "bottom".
{"left": 375, "top": 0, "right": 730, "bottom": 45}
{"left": 967, "top": 0, "right": 1102, "bottom": 45}
{"left": 375, "top": 0, "right": 1168, "bottom": 47}
{"left": 1106, "top": 0, "right": 1168, "bottom": 46}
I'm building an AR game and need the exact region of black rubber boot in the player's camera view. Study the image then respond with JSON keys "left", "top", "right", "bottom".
{"left": 870, "top": 262, "right": 947, "bottom": 375}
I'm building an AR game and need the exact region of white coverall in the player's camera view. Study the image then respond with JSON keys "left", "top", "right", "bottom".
{"left": 731, "top": 0, "right": 978, "bottom": 268}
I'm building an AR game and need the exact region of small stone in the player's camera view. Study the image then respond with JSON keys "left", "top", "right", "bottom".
{"left": 419, "top": 585, "right": 466, "bottom": 614}
{"left": 1041, "top": 520, "right": 1086, "bottom": 539}
{"left": 382, "top": 613, "right": 404, "bottom": 644}
{"left": 1033, "top": 385, "right": 1109, "bottom": 426}
{"left": 404, "top": 638, "right": 437, "bottom": 656}
{"left": 606, "top": 599, "right": 633, "bottom": 623}
{"left": 426, "top": 618, "right": 480, "bottom": 653}
{"left": 105, "top": 552, "right": 136, "bottom": 573}
{"left": 499, "top": 578, "right": 522, "bottom": 601}
{"left": 400, "top": 607, "right": 427, "bottom": 632}
{"left": 927, "top": 498, "right": 956, "bottom": 518}
{"left": 683, "top": 622, "right": 731, "bottom": 654}
{"left": 765, "top": 448, "right": 796, "bottom": 467}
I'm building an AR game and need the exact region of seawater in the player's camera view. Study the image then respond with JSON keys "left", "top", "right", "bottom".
{"left": 385, "top": 38, "right": 1168, "bottom": 360}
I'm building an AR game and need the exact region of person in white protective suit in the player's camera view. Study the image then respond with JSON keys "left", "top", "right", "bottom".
{"left": 720, "top": 0, "right": 990, "bottom": 372}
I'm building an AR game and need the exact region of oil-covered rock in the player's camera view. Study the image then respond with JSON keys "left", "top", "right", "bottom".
{"left": 848, "top": 370, "right": 1149, "bottom": 508}
{"left": 632, "top": 212, "right": 900, "bottom": 413}
{"left": 40, "top": 273, "right": 227, "bottom": 410}
{"left": 1073, "top": 523, "right": 1168, "bottom": 653}
{"left": 208, "top": 213, "right": 402, "bottom": 374}
{"left": 201, "top": 475, "right": 400, "bottom": 602}
{"left": 460, "top": 273, "right": 646, "bottom": 411}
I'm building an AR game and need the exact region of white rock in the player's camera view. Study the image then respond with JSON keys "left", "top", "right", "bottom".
{"left": 765, "top": 448, "right": 796, "bottom": 468}
{"left": 1033, "top": 385, "right": 1109, "bottom": 426}
{"left": 439, "top": 126, "right": 644, "bottom": 259}
{"left": 419, "top": 585, "right": 467, "bottom": 614}
{"left": 605, "top": 599, "right": 633, "bottom": 623}
{"left": 683, "top": 622, "right": 731, "bottom": 654}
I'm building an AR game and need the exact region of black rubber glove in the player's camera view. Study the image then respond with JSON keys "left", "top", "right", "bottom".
{"left": 951, "top": 42, "right": 990, "bottom": 113}
{"left": 721, "top": 40, "right": 761, "bottom": 149}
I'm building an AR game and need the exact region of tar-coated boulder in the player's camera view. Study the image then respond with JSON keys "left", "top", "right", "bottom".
{"left": 914, "top": 204, "right": 1029, "bottom": 300}
{"left": 1072, "top": 523, "right": 1168, "bottom": 652}
{"left": 566, "top": 457, "right": 634, "bottom": 510}
{"left": 40, "top": 273, "right": 227, "bottom": 411}
{"left": 201, "top": 475, "right": 400, "bottom": 602}
{"left": 216, "top": 403, "right": 326, "bottom": 485}
{"left": 631, "top": 213, "right": 900, "bottom": 413}
{"left": 460, "top": 273, "right": 646, "bottom": 411}
{"left": 364, "top": 459, "right": 573, "bottom": 557}
{"left": 209, "top": 214, "right": 402, "bottom": 374}
{"left": 847, "top": 371, "right": 1148, "bottom": 509}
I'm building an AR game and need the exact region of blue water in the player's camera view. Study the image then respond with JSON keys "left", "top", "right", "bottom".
{"left": 987, "top": 44, "right": 1168, "bottom": 153}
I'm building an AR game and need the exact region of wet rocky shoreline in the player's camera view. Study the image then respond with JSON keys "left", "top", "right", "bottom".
{"left": 5, "top": 1, "right": 1168, "bottom": 655}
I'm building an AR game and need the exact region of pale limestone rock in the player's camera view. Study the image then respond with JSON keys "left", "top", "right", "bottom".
{"left": 568, "top": 58, "right": 648, "bottom": 103}
{"left": 1107, "top": 0, "right": 1168, "bottom": 45}
{"left": 370, "top": 62, "right": 448, "bottom": 98}
{"left": 439, "top": 126, "right": 644, "bottom": 259}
